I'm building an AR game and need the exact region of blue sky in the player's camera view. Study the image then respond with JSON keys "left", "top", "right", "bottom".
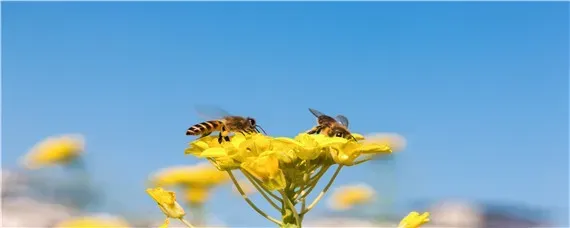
{"left": 2, "top": 2, "right": 568, "bottom": 226}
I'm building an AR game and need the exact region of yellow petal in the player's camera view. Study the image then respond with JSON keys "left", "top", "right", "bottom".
{"left": 146, "top": 187, "right": 186, "bottom": 219}
{"left": 319, "top": 137, "right": 349, "bottom": 147}
{"left": 296, "top": 148, "right": 321, "bottom": 161}
{"left": 159, "top": 218, "right": 170, "bottom": 228}
{"left": 351, "top": 133, "right": 365, "bottom": 140}
{"left": 210, "top": 156, "right": 241, "bottom": 171}
{"left": 273, "top": 137, "right": 303, "bottom": 147}
{"left": 359, "top": 143, "right": 392, "bottom": 154}
{"left": 190, "top": 140, "right": 210, "bottom": 151}
{"left": 241, "top": 154, "right": 280, "bottom": 181}
{"left": 252, "top": 135, "right": 271, "bottom": 151}
{"left": 230, "top": 134, "right": 247, "bottom": 148}
{"left": 199, "top": 148, "right": 228, "bottom": 158}
{"left": 398, "top": 211, "right": 430, "bottom": 228}
{"left": 264, "top": 170, "right": 287, "bottom": 191}
{"left": 330, "top": 145, "right": 361, "bottom": 166}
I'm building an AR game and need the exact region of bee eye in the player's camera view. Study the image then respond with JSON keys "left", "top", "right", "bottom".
{"left": 336, "top": 132, "right": 343, "bottom": 137}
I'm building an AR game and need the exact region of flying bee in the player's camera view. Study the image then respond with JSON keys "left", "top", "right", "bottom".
{"left": 186, "top": 105, "right": 267, "bottom": 144}
{"left": 306, "top": 108, "right": 357, "bottom": 141}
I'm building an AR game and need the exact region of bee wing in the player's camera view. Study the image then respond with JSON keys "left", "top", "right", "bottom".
{"left": 335, "top": 115, "right": 349, "bottom": 127}
{"left": 194, "top": 104, "right": 232, "bottom": 120}
{"left": 308, "top": 108, "right": 326, "bottom": 118}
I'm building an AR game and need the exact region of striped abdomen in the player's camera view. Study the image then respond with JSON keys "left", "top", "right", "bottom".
{"left": 186, "top": 120, "right": 223, "bottom": 136}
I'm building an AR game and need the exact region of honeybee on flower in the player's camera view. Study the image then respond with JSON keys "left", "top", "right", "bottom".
{"left": 306, "top": 108, "right": 357, "bottom": 141}
{"left": 186, "top": 105, "right": 267, "bottom": 143}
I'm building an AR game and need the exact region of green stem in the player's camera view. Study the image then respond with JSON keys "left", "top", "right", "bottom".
{"left": 353, "top": 156, "right": 374, "bottom": 165}
{"left": 294, "top": 165, "right": 330, "bottom": 203}
{"left": 301, "top": 165, "right": 343, "bottom": 215}
{"left": 226, "top": 170, "right": 283, "bottom": 226}
{"left": 189, "top": 204, "right": 205, "bottom": 226}
{"left": 179, "top": 218, "right": 196, "bottom": 228}
{"left": 241, "top": 169, "right": 283, "bottom": 211}
{"left": 279, "top": 190, "right": 301, "bottom": 228}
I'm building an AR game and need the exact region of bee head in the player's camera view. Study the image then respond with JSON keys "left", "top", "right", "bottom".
{"left": 247, "top": 117, "right": 267, "bottom": 135}
{"left": 330, "top": 126, "right": 356, "bottom": 141}
{"left": 246, "top": 117, "right": 256, "bottom": 126}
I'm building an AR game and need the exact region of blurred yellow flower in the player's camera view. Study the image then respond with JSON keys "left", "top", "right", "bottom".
{"left": 146, "top": 187, "right": 186, "bottom": 227}
{"left": 327, "top": 183, "right": 376, "bottom": 211}
{"left": 183, "top": 186, "right": 211, "bottom": 205}
{"left": 150, "top": 162, "right": 229, "bottom": 187}
{"left": 55, "top": 216, "right": 130, "bottom": 228}
{"left": 21, "top": 134, "right": 85, "bottom": 169}
{"left": 398, "top": 211, "right": 430, "bottom": 228}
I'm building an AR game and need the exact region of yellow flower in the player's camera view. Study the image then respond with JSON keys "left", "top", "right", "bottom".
{"left": 150, "top": 162, "right": 229, "bottom": 187}
{"left": 183, "top": 186, "right": 211, "bottom": 205}
{"left": 329, "top": 139, "right": 392, "bottom": 165}
{"left": 55, "top": 216, "right": 130, "bottom": 227}
{"left": 185, "top": 134, "right": 248, "bottom": 158}
{"left": 241, "top": 152, "right": 286, "bottom": 191}
{"left": 327, "top": 183, "right": 376, "bottom": 211}
{"left": 21, "top": 134, "right": 85, "bottom": 169}
{"left": 398, "top": 211, "right": 430, "bottom": 228}
{"left": 146, "top": 187, "right": 186, "bottom": 227}
{"left": 186, "top": 134, "right": 266, "bottom": 171}
{"left": 235, "top": 133, "right": 273, "bottom": 160}
{"left": 274, "top": 133, "right": 346, "bottom": 161}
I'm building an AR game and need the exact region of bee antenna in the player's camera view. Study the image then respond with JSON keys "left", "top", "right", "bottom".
{"left": 350, "top": 134, "right": 357, "bottom": 141}
{"left": 255, "top": 125, "right": 267, "bottom": 135}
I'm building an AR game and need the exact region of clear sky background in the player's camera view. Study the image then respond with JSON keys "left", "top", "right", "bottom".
{"left": 2, "top": 2, "right": 568, "bottom": 226}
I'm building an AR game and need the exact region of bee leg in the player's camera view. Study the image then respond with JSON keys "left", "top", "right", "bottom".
{"left": 239, "top": 130, "right": 247, "bottom": 136}
{"left": 217, "top": 133, "right": 224, "bottom": 144}
{"left": 219, "top": 126, "right": 231, "bottom": 143}
{"left": 307, "top": 126, "right": 321, "bottom": 135}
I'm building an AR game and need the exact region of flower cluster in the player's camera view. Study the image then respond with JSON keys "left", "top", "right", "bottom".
{"left": 184, "top": 132, "right": 397, "bottom": 227}
{"left": 186, "top": 133, "right": 391, "bottom": 187}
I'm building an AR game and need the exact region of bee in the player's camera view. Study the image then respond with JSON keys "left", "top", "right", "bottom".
{"left": 306, "top": 108, "right": 357, "bottom": 141}
{"left": 186, "top": 105, "right": 267, "bottom": 144}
